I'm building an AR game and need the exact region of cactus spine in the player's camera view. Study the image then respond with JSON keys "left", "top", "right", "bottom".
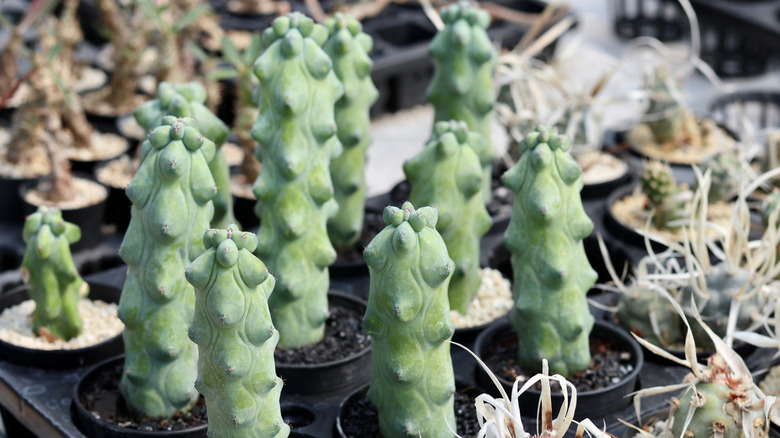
{"left": 134, "top": 81, "right": 236, "bottom": 228}
{"left": 502, "top": 126, "right": 596, "bottom": 376}
{"left": 404, "top": 120, "right": 491, "bottom": 313}
{"left": 21, "top": 207, "right": 87, "bottom": 341}
{"left": 323, "top": 13, "right": 379, "bottom": 251}
{"left": 186, "top": 226, "right": 289, "bottom": 438}
{"left": 427, "top": 2, "right": 497, "bottom": 200}
{"left": 363, "top": 202, "right": 456, "bottom": 438}
{"left": 252, "top": 13, "right": 343, "bottom": 348}
{"left": 645, "top": 66, "right": 685, "bottom": 144}
{"left": 118, "top": 117, "right": 216, "bottom": 420}
{"left": 640, "top": 160, "right": 687, "bottom": 229}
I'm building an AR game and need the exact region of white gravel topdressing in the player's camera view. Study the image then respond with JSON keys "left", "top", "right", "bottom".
{"left": 451, "top": 267, "right": 513, "bottom": 329}
{"left": 0, "top": 299, "right": 124, "bottom": 350}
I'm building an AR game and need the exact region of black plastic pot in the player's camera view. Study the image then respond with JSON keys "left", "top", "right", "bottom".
{"left": 709, "top": 91, "right": 780, "bottom": 139}
{"left": 605, "top": 183, "right": 670, "bottom": 253}
{"left": 581, "top": 160, "right": 635, "bottom": 200}
{"left": 94, "top": 160, "right": 133, "bottom": 234}
{"left": 69, "top": 135, "right": 130, "bottom": 175}
{"left": 0, "top": 175, "right": 38, "bottom": 224}
{"left": 231, "top": 193, "right": 258, "bottom": 232}
{"left": 0, "top": 282, "right": 123, "bottom": 369}
{"left": 473, "top": 319, "right": 644, "bottom": 421}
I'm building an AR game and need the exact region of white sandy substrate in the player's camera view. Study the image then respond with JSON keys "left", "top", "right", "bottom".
{"left": 0, "top": 299, "right": 124, "bottom": 350}
{"left": 451, "top": 268, "right": 513, "bottom": 329}
{"left": 24, "top": 177, "right": 107, "bottom": 210}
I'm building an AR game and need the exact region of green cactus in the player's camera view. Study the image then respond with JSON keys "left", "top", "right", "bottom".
{"left": 427, "top": 2, "right": 497, "bottom": 201}
{"left": 640, "top": 160, "right": 687, "bottom": 229}
{"left": 404, "top": 120, "right": 491, "bottom": 314}
{"left": 363, "top": 202, "right": 456, "bottom": 438}
{"left": 118, "top": 116, "right": 216, "bottom": 420}
{"left": 252, "top": 13, "right": 344, "bottom": 349}
{"left": 761, "top": 187, "right": 780, "bottom": 228}
{"left": 502, "top": 126, "right": 596, "bottom": 376}
{"left": 645, "top": 66, "right": 685, "bottom": 144}
{"left": 186, "top": 226, "right": 289, "bottom": 438}
{"left": 700, "top": 151, "right": 741, "bottom": 204}
{"left": 134, "top": 81, "right": 236, "bottom": 228}
{"left": 20, "top": 207, "right": 87, "bottom": 342}
{"left": 323, "top": 13, "right": 379, "bottom": 251}
{"left": 615, "top": 284, "right": 681, "bottom": 348}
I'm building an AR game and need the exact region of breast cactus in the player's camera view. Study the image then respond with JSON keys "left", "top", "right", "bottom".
{"left": 186, "top": 226, "right": 289, "bottom": 438}
{"left": 252, "top": 12, "right": 344, "bottom": 348}
{"left": 118, "top": 116, "right": 216, "bottom": 420}
{"left": 363, "top": 202, "right": 456, "bottom": 438}
{"left": 323, "top": 13, "right": 379, "bottom": 252}
{"left": 502, "top": 126, "right": 596, "bottom": 376}
{"left": 404, "top": 120, "right": 491, "bottom": 314}
{"left": 21, "top": 206, "right": 88, "bottom": 342}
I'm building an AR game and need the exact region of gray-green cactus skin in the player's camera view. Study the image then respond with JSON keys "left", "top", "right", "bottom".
{"left": 761, "top": 187, "right": 780, "bottom": 228}
{"left": 251, "top": 13, "right": 344, "bottom": 349}
{"left": 701, "top": 152, "right": 740, "bottom": 203}
{"left": 427, "top": 2, "right": 497, "bottom": 201}
{"left": 323, "top": 13, "right": 379, "bottom": 251}
{"left": 615, "top": 285, "right": 681, "bottom": 347}
{"left": 186, "top": 226, "right": 289, "bottom": 438}
{"left": 640, "top": 160, "right": 686, "bottom": 229}
{"left": 404, "top": 120, "right": 491, "bottom": 314}
{"left": 21, "top": 207, "right": 87, "bottom": 341}
{"left": 134, "top": 81, "right": 235, "bottom": 229}
{"left": 118, "top": 116, "right": 216, "bottom": 420}
{"left": 363, "top": 202, "right": 456, "bottom": 438}
{"left": 645, "top": 68, "right": 685, "bottom": 144}
{"left": 502, "top": 126, "right": 596, "bottom": 376}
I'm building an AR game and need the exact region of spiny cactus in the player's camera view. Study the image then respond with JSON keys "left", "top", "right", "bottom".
{"left": 252, "top": 13, "right": 344, "bottom": 348}
{"left": 323, "top": 13, "right": 379, "bottom": 251}
{"left": 502, "top": 126, "right": 596, "bottom": 376}
{"left": 616, "top": 284, "right": 681, "bottom": 348}
{"left": 700, "top": 151, "right": 741, "bottom": 204}
{"left": 134, "top": 81, "right": 235, "bottom": 228}
{"left": 186, "top": 226, "right": 289, "bottom": 438}
{"left": 118, "top": 116, "right": 216, "bottom": 420}
{"left": 427, "top": 2, "right": 497, "bottom": 201}
{"left": 640, "top": 160, "right": 687, "bottom": 229}
{"left": 363, "top": 202, "right": 456, "bottom": 438}
{"left": 21, "top": 207, "right": 88, "bottom": 342}
{"left": 761, "top": 187, "right": 780, "bottom": 228}
{"left": 404, "top": 120, "right": 491, "bottom": 314}
{"left": 645, "top": 66, "right": 685, "bottom": 144}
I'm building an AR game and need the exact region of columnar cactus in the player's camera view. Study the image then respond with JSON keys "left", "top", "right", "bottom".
{"left": 134, "top": 81, "right": 235, "bottom": 228}
{"left": 21, "top": 207, "right": 88, "bottom": 341}
{"left": 427, "top": 2, "right": 497, "bottom": 200}
{"left": 323, "top": 13, "right": 379, "bottom": 251}
{"left": 118, "top": 117, "right": 216, "bottom": 420}
{"left": 363, "top": 202, "right": 456, "bottom": 438}
{"left": 645, "top": 66, "right": 685, "bottom": 144}
{"left": 252, "top": 13, "right": 344, "bottom": 348}
{"left": 404, "top": 120, "right": 491, "bottom": 313}
{"left": 640, "top": 160, "right": 687, "bottom": 229}
{"left": 186, "top": 226, "right": 289, "bottom": 438}
{"left": 502, "top": 126, "right": 596, "bottom": 376}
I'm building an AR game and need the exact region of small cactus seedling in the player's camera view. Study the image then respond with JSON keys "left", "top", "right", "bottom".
{"left": 21, "top": 207, "right": 88, "bottom": 342}
{"left": 644, "top": 66, "right": 685, "bottom": 144}
{"left": 699, "top": 151, "right": 741, "bottom": 204}
{"left": 323, "top": 13, "right": 379, "bottom": 251}
{"left": 639, "top": 160, "right": 688, "bottom": 229}
{"left": 404, "top": 120, "right": 491, "bottom": 313}
{"left": 502, "top": 126, "right": 597, "bottom": 376}
{"left": 252, "top": 13, "right": 343, "bottom": 348}
{"left": 118, "top": 116, "right": 217, "bottom": 420}
{"left": 363, "top": 202, "right": 456, "bottom": 438}
{"left": 186, "top": 226, "right": 289, "bottom": 438}
{"left": 427, "top": 2, "right": 497, "bottom": 200}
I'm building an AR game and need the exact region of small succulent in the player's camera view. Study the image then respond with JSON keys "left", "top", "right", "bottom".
{"left": 760, "top": 187, "right": 780, "bottom": 229}
{"left": 639, "top": 160, "right": 687, "bottom": 229}
{"left": 699, "top": 151, "right": 741, "bottom": 204}
{"left": 644, "top": 66, "right": 685, "bottom": 144}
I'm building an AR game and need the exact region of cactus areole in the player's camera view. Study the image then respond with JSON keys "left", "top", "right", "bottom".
{"left": 118, "top": 117, "right": 217, "bottom": 420}
{"left": 21, "top": 206, "right": 88, "bottom": 341}
{"left": 186, "top": 226, "right": 289, "bottom": 438}
{"left": 363, "top": 202, "right": 456, "bottom": 438}
{"left": 502, "top": 126, "right": 597, "bottom": 377}
{"left": 252, "top": 13, "right": 344, "bottom": 349}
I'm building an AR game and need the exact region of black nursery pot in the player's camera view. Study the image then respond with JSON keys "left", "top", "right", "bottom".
{"left": 94, "top": 161, "right": 132, "bottom": 234}
{"left": 473, "top": 319, "right": 644, "bottom": 421}
{"left": 0, "top": 175, "right": 38, "bottom": 224}
{"left": 604, "top": 183, "right": 669, "bottom": 253}
{"left": 0, "top": 282, "right": 123, "bottom": 369}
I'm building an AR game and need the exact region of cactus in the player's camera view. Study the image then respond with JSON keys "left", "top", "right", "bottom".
{"left": 134, "top": 81, "right": 236, "bottom": 228}
{"left": 404, "top": 120, "right": 491, "bottom": 314}
{"left": 252, "top": 13, "right": 344, "bottom": 348}
{"left": 186, "top": 226, "right": 289, "bottom": 438}
{"left": 640, "top": 160, "right": 687, "bottom": 229}
{"left": 760, "top": 187, "right": 780, "bottom": 229}
{"left": 20, "top": 207, "right": 88, "bottom": 342}
{"left": 502, "top": 126, "right": 596, "bottom": 376}
{"left": 118, "top": 116, "right": 216, "bottom": 420}
{"left": 323, "top": 13, "right": 379, "bottom": 251}
{"left": 363, "top": 202, "right": 456, "bottom": 438}
{"left": 700, "top": 151, "right": 741, "bottom": 204}
{"left": 427, "top": 2, "right": 497, "bottom": 201}
{"left": 615, "top": 283, "right": 681, "bottom": 348}
{"left": 645, "top": 66, "right": 685, "bottom": 144}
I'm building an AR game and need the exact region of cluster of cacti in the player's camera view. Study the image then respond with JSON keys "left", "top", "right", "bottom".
{"left": 118, "top": 117, "right": 216, "bottom": 420}
{"left": 700, "top": 151, "right": 741, "bottom": 203}
{"left": 427, "top": 2, "right": 497, "bottom": 200}
{"left": 323, "top": 13, "right": 379, "bottom": 251}
{"left": 21, "top": 207, "right": 88, "bottom": 342}
{"left": 363, "top": 202, "right": 456, "bottom": 438}
{"left": 251, "top": 13, "right": 343, "bottom": 348}
{"left": 502, "top": 126, "right": 596, "bottom": 376}
{"left": 640, "top": 160, "right": 687, "bottom": 228}
{"left": 644, "top": 66, "right": 685, "bottom": 144}
{"left": 186, "top": 226, "right": 289, "bottom": 438}
{"left": 404, "top": 120, "right": 491, "bottom": 313}
{"left": 134, "top": 81, "right": 235, "bottom": 228}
